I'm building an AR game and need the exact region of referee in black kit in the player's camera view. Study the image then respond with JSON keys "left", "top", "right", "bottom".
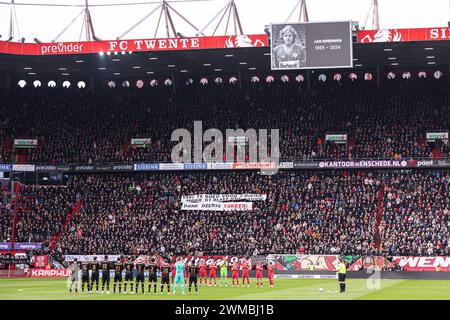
{"left": 336, "top": 257, "right": 347, "bottom": 293}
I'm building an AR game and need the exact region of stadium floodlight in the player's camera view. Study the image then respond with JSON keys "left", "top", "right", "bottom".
{"left": 251, "top": 76, "right": 260, "bottom": 83}
{"left": 387, "top": 72, "right": 396, "bottom": 80}
{"left": 364, "top": 73, "right": 373, "bottom": 81}
{"left": 265, "top": 75, "right": 275, "bottom": 83}
{"left": 18, "top": 80, "right": 26, "bottom": 88}
{"left": 150, "top": 79, "right": 158, "bottom": 87}
{"left": 62, "top": 81, "right": 71, "bottom": 88}
{"left": 121, "top": 51, "right": 126, "bottom": 55}
{"left": 295, "top": 74, "right": 305, "bottom": 82}
{"left": 99, "top": 51, "right": 104, "bottom": 56}
{"left": 108, "top": 81, "right": 116, "bottom": 88}
{"left": 333, "top": 73, "right": 342, "bottom": 81}
{"left": 229, "top": 77, "right": 238, "bottom": 85}
{"left": 33, "top": 80, "right": 42, "bottom": 88}
{"left": 77, "top": 81, "right": 86, "bottom": 89}
{"left": 114, "top": 52, "right": 118, "bottom": 55}
{"left": 434, "top": 70, "right": 443, "bottom": 79}
{"left": 200, "top": 77, "right": 208, "bottom": 85}
{"left": 418, "top": 71, "right": 427, "bottom": 78}
{"left": 122, "top": 80, "right": 130, "bottom": 88}
{"left": 348, "top": 73, "right": 357, "bottom": 81}
{"left": 136, "top": 80, "right": 144, "bottom": 88}
{"left": 402, "top": 72, "right": 411, "bottom": 79}
{"left": 48, "top": 80, "right": 57, "bottom": 87}
{"left": 106, "top": 51, "right": 111, "bottom": 55}
{"left": 214, "top": 77, "right": 223, "bottom": 84}
{"left": 318, "top": 74, "right": 327, "bottom": 82}
{"left": 164, "top": 79, "right": 173, "bottom": 86}
{"left": 280, "top": 75, "right": 289, "bottom": 83}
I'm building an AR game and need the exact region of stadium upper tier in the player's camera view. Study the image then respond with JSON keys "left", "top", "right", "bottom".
{"left": 0, "top": 77, "right": 448, "bottom": 164}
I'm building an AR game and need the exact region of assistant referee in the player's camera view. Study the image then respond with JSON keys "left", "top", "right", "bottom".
{"left": 336, "top": 258, "right": 347, "bottom": 293}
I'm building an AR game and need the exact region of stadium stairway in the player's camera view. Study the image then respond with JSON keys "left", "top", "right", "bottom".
{"left": 49, "top": 200, "right": 83, "bottom": 250}
{"left": 374, "top": 184, "right": 385, "bottom": 249}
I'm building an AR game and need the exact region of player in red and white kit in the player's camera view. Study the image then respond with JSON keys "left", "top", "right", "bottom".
{"left": 267, "top": 261, "right": 275, "bottom": 288}
{"left": 208, "top": 260, "right": 217, "bottom": 286}
{"left": 241, "top": 257, "right": 251, "bottom": 287}
{"left": 231, "top": 261, "right": 240, "bottom": 287}
{"left": 255, "top": 262, "right": 264, "bottom": 288}
{"left": 199, "top": 259, "right": 207, "bottom": 287}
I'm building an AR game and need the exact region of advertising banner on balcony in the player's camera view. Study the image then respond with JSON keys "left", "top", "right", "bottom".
{"left": 13, "top": 139, "right": 38, "bottom": 148}
{"left": 131, "top": 138, "right": 152, "bottom": 147}
{"left": 426, "top": 131, "right": 448, "bottom": 142}
{"left": 325, "top": 133, "right": 348, "bottom": 144}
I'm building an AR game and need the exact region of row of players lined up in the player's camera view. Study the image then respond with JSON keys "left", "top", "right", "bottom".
{"left": 68, "top": 255, "right": 276, "bottom": 295}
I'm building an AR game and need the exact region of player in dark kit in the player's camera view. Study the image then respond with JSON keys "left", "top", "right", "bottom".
{"left": 113, "top": 257, "right": 124, "bottom": 294}
{"left": 187, "top": 260, "right": 199, "bottom": 295}
{"left": 90, "top": 256, "right": 100, "bottom": 293}
{"left": 81, "top": 257, "right": 91, "bottom": 293}
{"left": 124, "top": 256, "right": 134, "bottom": 294}
{"left": 135, "top": 260, "right": 146, "bottom": 294}
{"left": 160, "top": 258, "right": 171, "bottom": 295}
{"left": 147, "top": 256, "right": 159, "bottom": 295}
{"left": 101, "top": 255, "right": 111, "bottom": 294}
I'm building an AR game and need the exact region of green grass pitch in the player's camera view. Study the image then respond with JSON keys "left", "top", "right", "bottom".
{"left": 1, "top": 278, "right": 450, "bottom": 300}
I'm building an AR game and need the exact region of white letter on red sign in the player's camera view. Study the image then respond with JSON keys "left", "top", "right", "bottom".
{"left": 108, "top": 42, "right": 118, "bottom": 51}
{"left": 119, "top": 41, "right": 128, "bottom": 51}
{"left": 191, "top": 38, "right": 200, "bottom": 48}
{"left": 134, "top": 40, "right": 143, "bottom": 50}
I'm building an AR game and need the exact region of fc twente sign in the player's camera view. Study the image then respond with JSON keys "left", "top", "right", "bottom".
{"left": 0, "top": 34, "right": 267, "bottom": 56}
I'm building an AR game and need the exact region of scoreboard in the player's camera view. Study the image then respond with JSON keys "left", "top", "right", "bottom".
{"left": 270, "top": 21, "right": 353, "bottom": 70}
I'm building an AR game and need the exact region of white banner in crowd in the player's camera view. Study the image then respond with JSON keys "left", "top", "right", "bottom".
{"left": 181, "top": 194, "right": 267, "bottom": 203}
{"left": 181, "top": 202, "right": 254, "bottom": 211}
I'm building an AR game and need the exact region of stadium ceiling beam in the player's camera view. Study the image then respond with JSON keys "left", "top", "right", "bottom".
{"left": 52, "top": 0, "right": 100, "bottom": 42}
{"left": 285, "top": 0, "right": 309, "bottom": 23}
{"left": 363, "top": 0, "right": 380, "bottom": 30}
{"left": 197, "top": 0, "right": 244, "bottom": 36}
{"left": 118, "top": 0, "right": 204, "bottom": 40}
{"left": 8, "top": 0, "right": 21, "bottom": 42}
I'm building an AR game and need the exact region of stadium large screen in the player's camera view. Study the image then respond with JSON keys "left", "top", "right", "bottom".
{"left": 270, "top": 21, "right": 353, "bottom": 70}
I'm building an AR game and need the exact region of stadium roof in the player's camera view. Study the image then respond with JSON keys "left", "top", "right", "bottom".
{"left": 0, "top": 40, "right": 448, "bottom": 83}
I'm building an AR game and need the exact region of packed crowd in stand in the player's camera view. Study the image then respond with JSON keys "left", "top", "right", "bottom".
{"left": 0, "top": 78, "right": 448, "bottom": 164}
{"left": 0, "top": 77, "right": 449, "bottom": 261}
{"left": 379, "top": 171, "right": 450, "bottom": 256}
{"left": 5, "top": 170, "right": 448, "bottom": 257}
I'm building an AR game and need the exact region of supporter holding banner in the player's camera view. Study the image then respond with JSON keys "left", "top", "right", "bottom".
{"left": 181, "top": 202, "right": 253, "bottom": 211}
{"left": 33, "top": 255, "right": 48, "bottom": 268}
{"left": 181, "top": 194, "right": 267, "bottom": 203}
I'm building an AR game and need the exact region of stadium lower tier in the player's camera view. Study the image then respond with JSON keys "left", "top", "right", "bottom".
{"left": 2, "top": 170, "right": 448, "bottom": 257}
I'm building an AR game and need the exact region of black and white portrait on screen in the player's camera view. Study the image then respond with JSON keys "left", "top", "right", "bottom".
{"left": 271, "top": 24, "right": 306, "bottom": 70}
